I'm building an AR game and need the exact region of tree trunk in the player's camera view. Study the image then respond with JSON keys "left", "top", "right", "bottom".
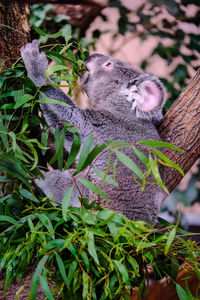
{"left": 158, "top": 69, "right": 200, "bottom": 192}
{"left": 0, "top": 1, "right": 30, "bottom": 70}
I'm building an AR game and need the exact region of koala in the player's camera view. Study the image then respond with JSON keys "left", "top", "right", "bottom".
{"left": 20, "top": 40, "right": 167, "bottom": 224}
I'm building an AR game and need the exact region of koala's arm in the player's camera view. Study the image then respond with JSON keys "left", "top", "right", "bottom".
{"left": 20, "top": 40, "right": 87, "bottom": 130}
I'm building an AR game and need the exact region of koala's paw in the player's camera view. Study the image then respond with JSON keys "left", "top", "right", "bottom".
{"left": 20, "top": 40, "right": 48, "bottom": 86}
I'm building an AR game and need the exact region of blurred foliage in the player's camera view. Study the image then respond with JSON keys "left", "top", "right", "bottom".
{"left": 30, "top": 4, "right": 94, "bottom": 48}
{"left": 107, "top": 0, "right": 200, "bottom": 108}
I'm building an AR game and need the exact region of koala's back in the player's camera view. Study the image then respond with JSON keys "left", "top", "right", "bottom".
{"left": 85, "top": 110, "right": 166, "bottom": 223}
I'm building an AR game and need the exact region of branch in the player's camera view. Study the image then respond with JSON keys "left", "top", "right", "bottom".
{"left": 158, "top": 69, "right": 200, "bottom": 192}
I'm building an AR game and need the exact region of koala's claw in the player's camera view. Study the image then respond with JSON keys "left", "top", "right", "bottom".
{"left": 20, "top": 40, "right": 48, "bottom": 86}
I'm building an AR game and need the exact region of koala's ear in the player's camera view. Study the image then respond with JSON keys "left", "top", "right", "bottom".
{"left": 121, "top": 78, "right": 165, "bottom": 112}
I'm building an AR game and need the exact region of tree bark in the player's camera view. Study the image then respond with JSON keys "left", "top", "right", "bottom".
{"left": 0, "top": 1, "right": 30, "bottom": 70}
{"left": 158, "top": 69, "right": 200, "bottom": 193}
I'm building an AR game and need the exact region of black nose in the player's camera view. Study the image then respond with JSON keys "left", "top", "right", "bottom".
{"left": 86, "top": 54, "right": 103, "bottom": 64}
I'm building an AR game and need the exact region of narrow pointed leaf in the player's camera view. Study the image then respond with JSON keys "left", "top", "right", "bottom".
{"left": 93, "top": 168, "right": 118, "bottom": 186}
{"left": 40, "top": 271, "right": 54, "bottom": 300}
{"left": 62, "top": 187, "right": 73, "bottom": 221}
{"left": 115, "top": 150, "right": 144, "bottom": 181}
{"left": 165, "top": 227, "right": 176, "bottom": 255}
{"left": 138, "top": 140, "right": 184, "bottom": 152}
{"left": 151, "top": 148, "right": 184, "bottom": 176}
{"left": 66, "top": 133, "right": 81, "bottom": 167}
{"left": 78, "top": 178, "right": 108, "bottom": 200}
{"left": 88, "top": 230, "right": 99, "bottom": 265}
{"left": 55, "top": 253, "right": 69, "bottom": 289}
{"left": 76, "top": 135, "right": 94, "bottom": 172}
{"left": 176, "top": 284, "right": 188, "bottom": 300}
{"left": 37, "top": 214, "right": 55, "bottom": 239}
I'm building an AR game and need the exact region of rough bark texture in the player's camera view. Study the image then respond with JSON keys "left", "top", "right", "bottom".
{"left": 158, "top": 68, "right": 200, "bottom": 193}
{"left": 0, "top": 1, "right": 30, "bottom": 70}
{"left": 53, "top": 4, "right": 103, "bottom": 33}
{"left": 29, "top": 0, "right": 109, "bottom": 6}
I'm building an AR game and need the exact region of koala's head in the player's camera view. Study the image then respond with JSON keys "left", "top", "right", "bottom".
{"left": 81, "top": 54, "right": 165, "bottom": 121}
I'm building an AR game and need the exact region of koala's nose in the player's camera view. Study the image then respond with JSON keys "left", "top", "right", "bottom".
{"left": 86, "top": 54, "right": 103, "bottom": 71}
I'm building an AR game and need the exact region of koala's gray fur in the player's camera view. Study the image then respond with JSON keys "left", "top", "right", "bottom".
{"left": 20, "top": 40, "right": 167, "bottom": 224}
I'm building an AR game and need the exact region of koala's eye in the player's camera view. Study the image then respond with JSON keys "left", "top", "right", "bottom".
{"left": 103, "top": 61, "right": 113, "bottom": 70}
{"left": 105, "top": 62, "right": 112, "bottom": 67}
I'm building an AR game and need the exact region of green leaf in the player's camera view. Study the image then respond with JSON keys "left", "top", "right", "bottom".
{"left": 44, "top": 239, "right": 65, "bottom": 251}
{"left": 76, "top": 135, "right": 94, "bottom": 172}
{"left": 0, "top": 155, "right": 31, "bottom": 186}
{"left": 88, "top": 230, "right": 99, "bottom": 265}
{"left": 151, "top": 148, "right": 184, "bottom": 176}
{"left": 66, "top": 133, "right": 81, "bottom": 167}
{"left": 165, "top": 227, "right": 176, "bottom": 255}
{"left": 44, "top": 50, "right": 68, "bottom": 65}
{"left": 49, "top": 126, "right": 67, "bottom": 168}
{"left": 115, "top": 150, "right": 145, "bottom": 181}
{"left": 45, "top": 64, "right": 69, "bottom": 78}
{"left": 114, "top": 260, "right": 130, "bottom": 285}
{"left": 33, "top": 26, "right": 62, "bottom": 38}
{"left": 40, "top": 271, "right": 54, "bottom": 300}
{"left": 149, "top": 156, "right": 169, "bottom": 194}
{"left": 19, "top": 189, "right": 40, "bottom": 203}
{"left": 14, "top": 94, "right": 34, "bottom": 109}
{"left": 82, "top": 271, "right": 89, "bottom": 300}
{"left": 108, "top": 140, "right": 130, "bottom": 149}
{"left": 68, "top": 261, "right": 77, "bottom": 285}
{"left": 62, "top": 187, "right": 73, "bottom": 221}
{"left": 176, "top": 284, "right": 188, "bottom": 300}
{"left": 67, "top": 49, "right": 76, "bottom": 62}
{"left": 41, "top": 129, "right": 49, "bottom": 155}
{"left": 78, "top": 178, "right": 108, "bottom": 201}
{"left": 8, "top": 132, "right": 17, "bottom": 152}
{"left": 37, "top": 214, "right": 55, "bottom": 239}
{"left": 80, "top": 251, "right": 90, "bottom": 273}
{"left": 30, "top": 256, "right": 49, "bottom": 300}
{"left": 93, "top": 168, "right": 118, "bottom": 186}
{"left": 0, "top": 215, "right": 18, "bottom": 225}
{"left": 4, "top": 266, "right": 12, "bottom": 293}
{"left": 55, "top": 253, "right": 69, "bottom": 289}
{"left": 37, "top": 98, "right": 71, "bottom": 108}
{"left": 128, "top": 256, "right": 139, "bottom": 276}
{"left": 81, "top": 143, "right": 107, "bottom": 170}
{"left": 132, "top": 146, "right": 149, "bottom": 167}
{"left": 171, "top": 257, "right": 179, "bottom": 281}
{"left": 138, "top": 140, "right": 184, "bottom": 152}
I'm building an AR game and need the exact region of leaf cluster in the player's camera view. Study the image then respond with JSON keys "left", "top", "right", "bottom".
{"left": 1, "top": 200, "right": 200, "bottom": 299}
{"left": 30, "top": 4, "right": 94, "bottom": 49}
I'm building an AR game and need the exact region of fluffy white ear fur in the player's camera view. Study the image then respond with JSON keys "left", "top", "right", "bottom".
{"left": 121, "top": 81, "right": 161, "bottom": 112}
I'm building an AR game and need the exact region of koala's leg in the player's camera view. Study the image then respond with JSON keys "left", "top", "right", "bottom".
{"left": 35, "top": 169, "right": 88, "bottom": 206}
